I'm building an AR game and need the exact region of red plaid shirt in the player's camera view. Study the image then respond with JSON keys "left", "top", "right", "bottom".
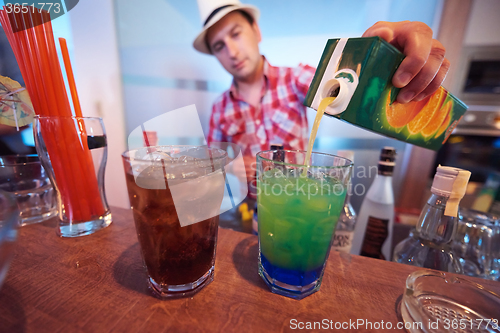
{"left": 207, "top": 59, "right": 316, "bottom": 157}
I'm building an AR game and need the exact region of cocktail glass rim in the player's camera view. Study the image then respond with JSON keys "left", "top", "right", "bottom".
{"left": 121, "top": 145, "right": 228, "bottom": 163}
{"left": 35, "top": 115, "right": 103, "bottom": 120}
{"left": 256, "top": 149, "right": 354, "bottom": 169}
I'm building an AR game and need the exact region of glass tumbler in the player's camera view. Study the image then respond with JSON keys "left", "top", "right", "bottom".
{"left": 122, "top": 145, "right": 227, "bottom": 298}
{"left": 34, "top": 116, "right": 112, "bottom": 237}
{"left": 256, "top": 150, "right": 352, "bottom": 299}
{"left": 454, "top": 207, "right": 500, "bottom": 281}
{"left": 0, "top": 154, "right": 57, "bottom": 226}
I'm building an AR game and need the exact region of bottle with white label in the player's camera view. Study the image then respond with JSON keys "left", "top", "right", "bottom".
{"left": 332, "top": 150, "right": 356, "bottom": 253}
{"left": 393, "top": 166, "right": 471, "bottom": 273}
{"left": 351, "top": 147, "right": 396, "bottom": 260}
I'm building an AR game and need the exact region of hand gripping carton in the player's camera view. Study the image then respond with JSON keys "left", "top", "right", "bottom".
{"left": 304, "top": 37, "right": 468, "bottom": 150}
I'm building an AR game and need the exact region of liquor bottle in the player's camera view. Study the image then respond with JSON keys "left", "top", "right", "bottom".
{"left": 332, "top": 150, "right": 356, "bottom": 253}
{"left": 351, "top": 147, "right": 396, "bottom": 260}
{"left": 393, "top": 166, "right": 471, "bottom": 273}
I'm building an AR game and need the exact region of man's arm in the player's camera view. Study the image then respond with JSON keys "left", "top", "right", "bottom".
{"left": 291, "top": 64, "right": 317, "bottom": 101}
{"left": 363, "top": 21, "right": 450, "bottom": 104}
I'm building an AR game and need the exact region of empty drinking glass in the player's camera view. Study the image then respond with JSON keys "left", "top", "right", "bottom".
{"left": 453, "top": 207, "right": 500, "bottom": 281}
{"left": 0, "top": 154, "right": 57, "bottom": 226}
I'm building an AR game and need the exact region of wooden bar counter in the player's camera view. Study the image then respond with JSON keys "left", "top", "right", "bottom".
{"left": 1, "top": 207, "right": 499, "bottom": 332}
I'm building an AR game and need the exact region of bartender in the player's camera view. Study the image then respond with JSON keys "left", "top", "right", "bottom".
{"left": 193, "top": 0, "right": 450, "bottom": 181}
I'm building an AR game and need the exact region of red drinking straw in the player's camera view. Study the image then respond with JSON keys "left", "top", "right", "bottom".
{"left": 18, "top": 9, "right": 84, "bottom": 219}
{"left": 1, "top": 6, "right": 106, "bottom": 220}
{"left": 57, "top": 36, "right": 104, "bottom": 216}
{"left": 58, "top": 38, "right": 82, "bottom": 118}
{"left": 34, "top": 12, "right": 91, "bottom": 219}
{"left": 1, "top": 8, "right": 78, "bottom": 219}
{"left": 41, "top": 11, "right": 106, "bottom": 217}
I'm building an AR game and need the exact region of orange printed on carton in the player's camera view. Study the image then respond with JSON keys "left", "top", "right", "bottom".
{"left": 384, "top": 87, "right": 449, "bottom": 138}
{"left": 422, "top": 100, "right": 452, "bottom": 138}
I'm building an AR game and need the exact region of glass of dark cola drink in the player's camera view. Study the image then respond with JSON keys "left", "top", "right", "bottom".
{"left": 122, "top": 146, "right": 227, "bottom": 298}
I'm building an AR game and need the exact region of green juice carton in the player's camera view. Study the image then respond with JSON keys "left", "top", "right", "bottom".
{"left": 304, "top": 37, "right": 468, "bottom": 150}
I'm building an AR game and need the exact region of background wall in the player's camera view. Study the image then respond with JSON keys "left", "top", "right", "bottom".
{"left": 464, "top": 0, "right": 500, "bottom": 46}
{"left": 114, "top": 0, "right": 442, "bottom": 212}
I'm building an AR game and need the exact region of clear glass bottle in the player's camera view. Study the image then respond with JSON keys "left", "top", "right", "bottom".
{"left": 332, "top": 150, "right": 356, "bottom": 253}
{"left": 393, "top": 166, "right": 471, "bottom": 274}
{"left": 333, "top": 193, "right": 357, "bottom": 253}
{"left": 351, "top": 147, "right": 396, "bottom": 260}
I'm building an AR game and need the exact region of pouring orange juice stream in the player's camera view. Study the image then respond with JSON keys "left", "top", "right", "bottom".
{"left": 303, "top": 97, "right": 336, "bottom": 172}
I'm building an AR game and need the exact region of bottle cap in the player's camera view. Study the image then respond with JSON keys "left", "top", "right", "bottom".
{"left": 431, "top": 166, "right": 461, "bottom": 196}
{"left": 377, "top": 147, "right": 396, "bottom": 175}
{"left": 320, "top": 68, "right": 359, "bottom": 116}
{"left": 378, "top": 160, "right": 395, "bottom": 175}
{"left": 380, "top": 147, "right": 396, "bottom": 162}
{"left": 431, "top": 165, "right": 471, "bottom": 217}
{"left": 445, "top": 168, "right": 471, "bottom": 217}
{"left": 271, "top": 144, "right": 285, "bottom": 162}
{"left": 378, "top": 160, "right": 395, "bottom": 167}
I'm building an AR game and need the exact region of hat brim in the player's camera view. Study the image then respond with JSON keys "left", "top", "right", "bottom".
{"left": 193, "top": 4, "right": 260, "bottom": 55}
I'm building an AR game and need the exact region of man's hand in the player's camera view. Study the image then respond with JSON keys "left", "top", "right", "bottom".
{"left": 363, "top": 21, "right": 450, "bottom": 104}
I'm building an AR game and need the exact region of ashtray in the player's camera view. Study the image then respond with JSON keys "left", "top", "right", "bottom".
{"left": 401, "top": 270, "right": 500, "bottom": 333}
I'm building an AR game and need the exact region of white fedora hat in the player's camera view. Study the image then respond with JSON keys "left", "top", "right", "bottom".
{"left": 193, "top": 0, "right": 260, "bottom": 55}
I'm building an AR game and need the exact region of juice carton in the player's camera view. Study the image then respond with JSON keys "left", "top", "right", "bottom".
{"left": 304, "top": 37, "right": 468, "bottom": 150}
